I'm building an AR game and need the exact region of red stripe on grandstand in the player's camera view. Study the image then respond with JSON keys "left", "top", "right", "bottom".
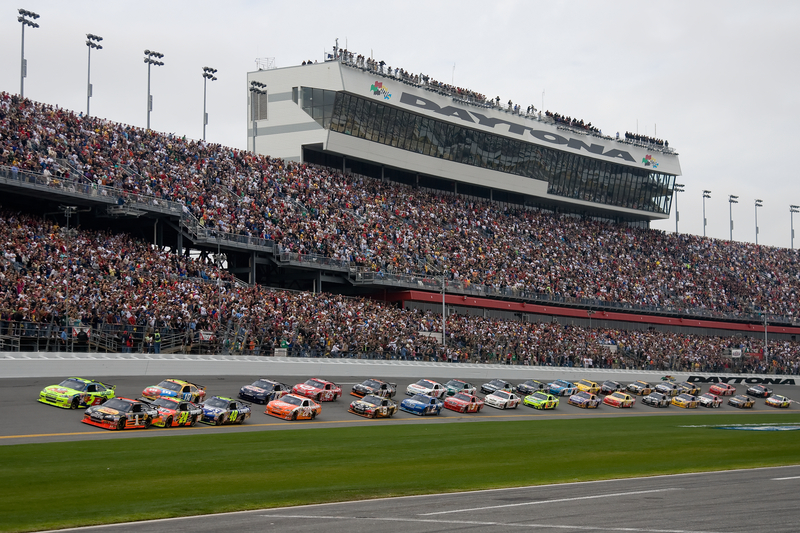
{"left": 387, "top": 291, "right": 800, "bottom": 335}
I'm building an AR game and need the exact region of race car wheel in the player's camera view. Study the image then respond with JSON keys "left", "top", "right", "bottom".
{"left": 70, "top": 397, "right": 79, "bottom": 410}
{"left": 190, "top": 415, "right": 197, "bottom": 426}
{"left": 116, "top": 418, "right": 126, "bottom": 430}
{"left": 215, "top": 416, "right": 224, "bottom": 426}
{"left": 143, "top": 416, "right": 152, "bottom": 429}
{"left": 164, "top": 417, "right": 172, "bottom": 428}
{"left": 310, "top": 411, "right": 316, "bottom": 420}
{"left": 316, "top": 394, "right": 322, "bottom": 402}
{"left": 291, "top": 411, "right": 298, "bottom": 421}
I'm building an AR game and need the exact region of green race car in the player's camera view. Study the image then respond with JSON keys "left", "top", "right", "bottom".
{"left": 444, "top": 379, "right": 477, "bottom": 396}
{"left": 523, "top": 391, "right": 559, "bottom": 410}
{"left": 39, "top": 377, "right": 116, "bottom": 409}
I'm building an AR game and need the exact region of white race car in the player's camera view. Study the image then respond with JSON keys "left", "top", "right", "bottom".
{"left": 484, "top": 390, "right": 521, "bottom": 409}
{"left": 405, "top": 379, "right": 447, "bottom": 398}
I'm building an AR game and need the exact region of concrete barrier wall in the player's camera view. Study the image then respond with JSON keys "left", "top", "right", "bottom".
{"left": 1, "top": 352, "right": 795, "bottom": 385}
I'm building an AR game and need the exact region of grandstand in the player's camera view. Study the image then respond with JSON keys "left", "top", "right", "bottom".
{"left": 1, "top": 76, "right": 799, "bottom": 370}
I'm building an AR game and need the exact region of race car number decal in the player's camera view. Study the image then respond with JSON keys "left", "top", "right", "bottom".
{"left": 178, "top": 412, "right": 189, "bottom": 424}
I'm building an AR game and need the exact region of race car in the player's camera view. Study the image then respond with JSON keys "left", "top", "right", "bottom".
{"left": 698, "top": 393, "right": 722, "bottom": 408}
{"left": 200, "top": 396, "right": 252, "bottom": 425}
{"left": 515, "top": 379, "right": 546, "bottom": 395}
{"left": 351, "top": 378, "right": 397, "bottom": 398}
{"left": 655, "top": 381, "right": 680, "bottom": 397}
{"left": 626, "top": 380, "right": 653, "bottom": 396}
{"left": 642, "top": 392, "right": 671, "bottom": 408}
{"left": 142, "top": 379, "right": 206, "bottom": 403}
{"left": 480, "top": 379, "right": 513, "bottom": 394}
{"left": 38, "top": 377, "right": 115, "bottom": 409}
{"left": 567, "top": 391, "right": 601, "bottom": 408}
{"left": 709, "top": 383, "right": 736, "bottom": 396}
{"left": 292, "top": 378, "right": 342, "bottom": 402}
{"left": 523, "top": 391, "right": 559, "bottom": 410}
{"left": 603, "top": 391, "right": 635, "bottom": 408}
{"left": 547, "top": 379, "right": 578, "bottom": 396}
{"left": 399, "top": 394, "right": 443, "bottom": 416}
{"left": 765, "top": 395, "right": 792, "bottom": 408}
{"left": 484, "top": 390, "right": 521, "bottom": 409}
{"left": 746, "top": 384, "right": 773, "bottom": 398}
{"left": 348, "top": 395, "right": 398, "bottom": 418}
{"left": 82, "top": 397, "right": 158, "bottom": 430}
{"left": 729, "top": 394, "right": 756, "bottom": 409}
{"left": 677, "top": 382, "right": 701, "bottom": 395}
{"left": 406, "top": 379, "right": 447, "bottom": 398}
{"left": 600, "top": 380, "right": 624, "bottom": 394}
{"left": 444, "top": 379, "right": 477, "bottom": 396}
{"left": 265, "top": 393, "right": 321, "bottom": 420}
{"left": 141, "top": 397, "right": 203, "bottom": 427}
{"left": 671, "top": 393, "right": 698, "bottom": 409}
{"left": 239, "top": 378, "right": 291, "bottom": 404}
{"left": 444, "top": 393, "right": 485, "bottom": 413}
{"left": 575, "top": 379, "right": 601, "bottom": 395}
{"left": 661, "top": 375, "right": 676, "bottom": 381}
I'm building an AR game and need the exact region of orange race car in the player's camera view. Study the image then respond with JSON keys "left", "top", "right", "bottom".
{"left": 266, "top": 393, "right": 321, "bottom": 421}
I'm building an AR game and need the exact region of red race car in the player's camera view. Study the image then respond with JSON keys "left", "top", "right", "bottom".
{"left": 708, "top": 383, "right": 736, "bottom": 396}
{"left": 443, "top": 392, "right": 484, "bottom": 413}
{"left": 292, "top": 378, "right": 342, "bottom": 402}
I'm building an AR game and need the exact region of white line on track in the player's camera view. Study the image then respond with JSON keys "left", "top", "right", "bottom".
{"left": 260, "top": 513, "right": 725, "bottom": 533}
{"left": 772, "top": 476, "right": 800, "bottom": 480}
{"left": 419, "top": 488, "right": 678, "bottom": 515}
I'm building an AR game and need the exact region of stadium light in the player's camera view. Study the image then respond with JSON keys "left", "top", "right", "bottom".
{"left": 249, "top": 81, "right": 267, "bottom": 152}
{"left": 144, "top": 49, "right": 165, "bottom": 130}
{"left": 791, "top": 205, "right": 799, "bottom": 249}
{"left": 754, "top": 199, "right": 763, "bottom": 245}
{"left": 202, "top": 67, "right": 218, "bottom": 141}
{"left": 702, "top": 190, "right": 711, "bottom": 238}
{"left": 728, "top": 195, "right": 739, "bottom": 241}
{"left": 85, "top": 34, "right": 103, "bottom": 116}
{"left": 673, "top": 183, "right": 684, "bottom": 234}
{"left": 18, "top": 8, "right": 40, "bottom": 98}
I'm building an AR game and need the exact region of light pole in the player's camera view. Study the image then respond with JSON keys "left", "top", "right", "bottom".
{"left": 587, "top": 310, "right": 596, "bottom": 329}
{"left": 673, "top": 183, "right": 684, "bottom": 234}
{"left": 60, "top": 205, "right": 76, "bottom": 350}
{"left": 202, "top": 67, "right": 217, "bottom": 141}
{"left": 754, "top": 199, "right": 763, "bottom": 245}
{"left": 18, "top": 9, "right": 40, "bottom": 98}
{"left": 249, "top": 81, "right": 267, "bottom": 152}
{"left": 144, "top": 50, "right": 164, "bottom": 130}
{"left": 728, "top": 195, "right": 738, "bottom": 241}
{"left": 791, "top": 205, "right": 799, "bottom": 250}
{"left": 702, "top": 190, "right": 711, "bottom": 237}
{"left": 86, "top": 34, "right": 103, "bottom": 116}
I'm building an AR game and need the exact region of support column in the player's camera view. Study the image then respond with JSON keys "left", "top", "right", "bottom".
{"left": 176, "top": 231, "right": 183, "bottom": 256}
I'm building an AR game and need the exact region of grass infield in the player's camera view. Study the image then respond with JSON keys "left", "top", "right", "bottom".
{"left": 2, "top": 413, "right": 800, "bottom": 532}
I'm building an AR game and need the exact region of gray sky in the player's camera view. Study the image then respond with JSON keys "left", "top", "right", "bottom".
{"left": 1, "top": 1, "right": 798, "bottom": 248}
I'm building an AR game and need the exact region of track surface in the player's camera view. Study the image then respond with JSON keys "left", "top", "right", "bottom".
{"left": 44, "top": 465, "right": 800, "bottom": 532}
{"left": 3, "top": 374, "right": 795, "bottom": 445}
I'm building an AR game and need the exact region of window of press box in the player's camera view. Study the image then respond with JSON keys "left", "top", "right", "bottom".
{"left": 299, "top": 86, "right": 336, "bottom": 128}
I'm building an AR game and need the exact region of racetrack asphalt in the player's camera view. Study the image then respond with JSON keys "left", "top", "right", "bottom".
{"left": 41, "top": 465, "right": 800, "bottom": 532}
{"left": 3, "top": 374, "right": 796, "bottom": 445}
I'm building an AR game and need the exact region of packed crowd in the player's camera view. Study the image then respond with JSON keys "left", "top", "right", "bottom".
{"left": 2, "top": 92, "right": 800, "bottom": 325}
{"left": 545, "top": 111, "right": 600, "bottom": 134}
{"left": 624, "top": 131, "right": 668, "bottom": 148}
{"left": 1, "top": 207, "right": 799, "bottom": 372}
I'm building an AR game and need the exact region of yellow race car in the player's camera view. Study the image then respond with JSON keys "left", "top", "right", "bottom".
{"left": 575, "top": 379, "right": 601, "bottom": 395}
{"left": 671, "top": 393, "right": 698, "bottom": 408}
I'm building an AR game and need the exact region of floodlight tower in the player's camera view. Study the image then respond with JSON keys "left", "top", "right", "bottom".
{"left": 202, "top": 67, "right": 217, "bottom": 141}
{"left": 249, "top": 81, "right": 267, "bottom": 152}
{"left": 144, "top": 50, "right": 165, "bottom": 129}
{"left": 86, "top": 34, "right": 103, "bottom": 116}
{"left": 791, "top": 205, "right": 799, "bottom": 249}
{"left": 673, "top": 183, "right": 684, "bottom": 234}
{"left": 728, "top": 195, "right": 738, "bottom": 241}
{"left": 754, "top": 199, "right": 763, "bottom": 245}
{"left": 18, "top": 9, "right": 40, "bottom": 98}
{"left": 702, "top": 190, "right": 711, "bottom": 237}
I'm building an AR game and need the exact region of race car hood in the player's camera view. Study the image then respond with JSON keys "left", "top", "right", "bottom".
{"left": 42, "top": 385, "right": 79, "bottom": 397}
{"left": 294, "top": 384, "right": 321, "bottom": 394}
{"left": 143, "top": 387, "right": 177, "bottom": 397}
{"left": 241, "top": 386, "right": 270, "bottom": 395}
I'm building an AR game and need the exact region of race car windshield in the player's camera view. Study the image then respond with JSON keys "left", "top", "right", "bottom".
{"left": 446, "top": 380, "right": 464, "bottom": 388}
{"left": 411, "top": 395, "right": 433, "bottom": 403}
{"left": 281, "top": 396, "right": 303, "bottom": 406}
{"left": 156, "top": 381, "right": 182, "bottom": 392}
{"left": 251, "top": 380, "right": 276, "bottom": 391}
{"left": 415, "top": 380, "right": 435, "bottom": 388}
{"left": 578, "top": 380, "right": 593, "bottom": 387}
{"left": 676, "top": 394, "right": 693, "bottom": 401}
{"left": 102, "top": 399, "right": 132, "bottom": 412}
{"left": 494, "top": 391, "right": 511, "bottom": 399}
{"left": 305, "top": 380, "right": 326, "bottom": 388}
{"left": 153, "top": 398, "right": 180, "bottom": 408}
{"left": 205, "top": 398, "right": 228, "bottom": 408}
{"left": 57, "top": 379, "right": 87, "bottom": 391}
{"left": 531, "top": 393, "right": 547, "bottom": 401}
{"left": 453, "top": 393, "right": 472, "bottom": 402}
{"left": 489, "top": 380, "right": 506, "bottom": 387}
{"left": 361, "top": 396, "right": 382, "bottom": 406}
{"left": 361, "top": 380, "right": 381, "bottom": 388}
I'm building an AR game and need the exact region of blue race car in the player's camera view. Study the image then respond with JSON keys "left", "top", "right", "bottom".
{"left": 548, "top": 379, "right": 578, "bottom": 396}
{"left": 399, "top": 394, "right": 443, "bottom": 416}
{"left": 200, "top": 396, "right": 252, "bottom": 425}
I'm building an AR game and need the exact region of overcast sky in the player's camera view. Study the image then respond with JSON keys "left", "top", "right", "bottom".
{"left": 1, "top": 1, "right": 798, "bottom": 248}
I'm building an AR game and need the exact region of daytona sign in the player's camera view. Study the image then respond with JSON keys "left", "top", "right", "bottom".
{"left": 688, "top": 376, "right": 796, "bottom": 386}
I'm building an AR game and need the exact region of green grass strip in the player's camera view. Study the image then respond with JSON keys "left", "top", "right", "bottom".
{"left": 2, "top": 413, "right": 800, "bottom": 532}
